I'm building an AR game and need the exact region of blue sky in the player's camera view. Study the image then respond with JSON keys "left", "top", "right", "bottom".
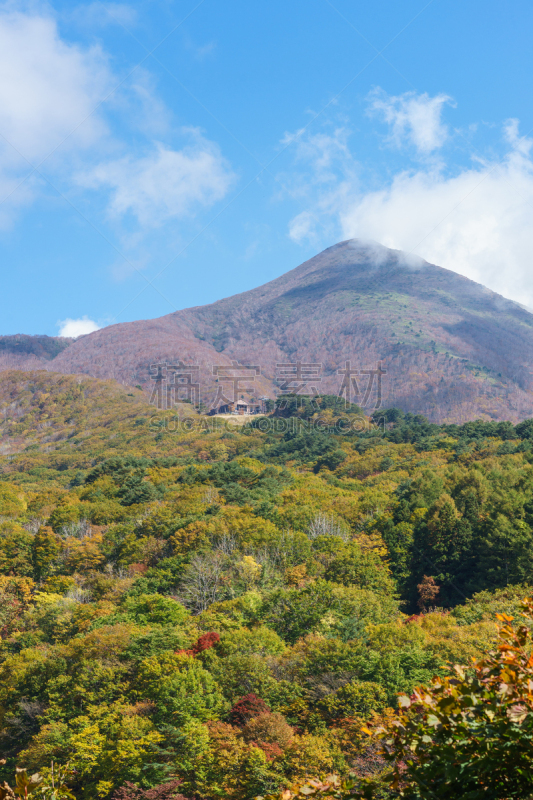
{"left": 2, "top": 0, "right": 533, "bottom": 337}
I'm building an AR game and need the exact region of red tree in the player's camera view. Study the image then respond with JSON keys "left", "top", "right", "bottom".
{"left": 176, "top": 631, "right": 220, "bottom": 657}
{"left": 229, "top": 693, "right": 271, "bottom": 727}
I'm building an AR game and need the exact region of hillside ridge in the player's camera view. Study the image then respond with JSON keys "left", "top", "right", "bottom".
{"left": 5, "top": 240, "right": 533, "bottom": 423}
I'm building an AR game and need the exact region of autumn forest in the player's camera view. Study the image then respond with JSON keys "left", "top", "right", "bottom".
{"left": 1, "top": 371, "right": 533, "bottom": 799}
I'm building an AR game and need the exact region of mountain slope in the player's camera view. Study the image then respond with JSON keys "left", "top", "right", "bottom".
{"left": 0, "top": 334, "right": 73, "bottom": 371}
{"left": 16, "top": 240, "right": 533, "bottom": 422}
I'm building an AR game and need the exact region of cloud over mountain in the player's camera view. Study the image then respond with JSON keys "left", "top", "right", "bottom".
{"left": 285, "top": 90, "right": 533, "bottom": 309}
{"left": 341, "top": 117, "right": 533, "bottom": 308}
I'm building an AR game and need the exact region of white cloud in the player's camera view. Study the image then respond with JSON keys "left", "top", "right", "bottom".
{"left": 0, "top": 7, "right": 235, "bottom": 238}
{"left": 58, "top": 316, "right": 101, "bottom": 338}
{"left": 194, "top": 41, "right": 216, "bottom": 61}
{"left": 285, "top": 101, "right": 533, "bottom": 307}
{"left": 368, "top": 88, "right": 453, "bottom": 154}
{"left": 129, "top": 71, "right": 171, "bottom": 136}
{"left": 340, "top": 121, "right": 533, "bottom": 307}
{"left": 81, "top": 133, "right": 236, "bottom": 225}
{"left": 0, "top": 10, "right": 110, "bottom": 164}
{"left": 0, "top": 7, "right": 112, "bottom": 224}
{"left": 281, "top": 126, "right": 355, "bottom": 188}
{"left": 182, "top": 34, "right": 217, "bottom": 61}
{"left": 289, "top": 210, "right": 319, "bottom": 243}
{"left": 70, "top": 3, "right": 138, "bottom": 28}
{"left": 280, "top": 126, "right": 358, "bottom": 244}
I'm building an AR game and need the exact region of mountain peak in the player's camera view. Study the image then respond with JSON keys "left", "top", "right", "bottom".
{"left": 5, "top": 241, "right": 533, "bottom": 423}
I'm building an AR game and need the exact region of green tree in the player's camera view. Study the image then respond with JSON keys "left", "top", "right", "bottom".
{"left": 136, "top": 652, "right": 228, "bottom": 725}
{"left": 31, "top": 527, "right": 61, "bottom": 582}
{"left": 0, "top": 523, "right": 33, "bottom": 576}
{"left": 262, "top": 598, "right": 533, "bottom": 799}
{"left": 317, "top": 681, "right": 387, "bottom": 722}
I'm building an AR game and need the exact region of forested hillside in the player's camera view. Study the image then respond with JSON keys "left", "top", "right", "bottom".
{"left": 23, "top": 240, "right": 533, "bottom": 423}
{"left": 0, "top": 335, "right": 72, "bottom": 373}
{"left": 1, "top": 371, "right": 533, "bottom": 798}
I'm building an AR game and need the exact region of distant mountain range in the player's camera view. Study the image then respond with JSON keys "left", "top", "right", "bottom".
{"left": 4, "top": 239, "right": 533, "bottom": 423}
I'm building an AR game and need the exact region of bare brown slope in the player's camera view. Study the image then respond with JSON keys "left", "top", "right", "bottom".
{"left": 37, "top": 240, "right": 533, "bottom": 422}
